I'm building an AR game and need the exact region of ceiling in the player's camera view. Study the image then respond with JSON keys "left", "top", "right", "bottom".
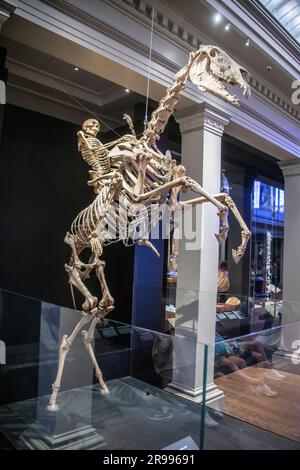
{"left": 0, "top": 0, "right": 298, "bottom": 145}
{"left": 165, "top": 0, "right": 298, "bottom": 98}
{"left": 0, "top": 36, "right": 148, "bottom": 131}
{"left": 260, "top": 0, "right": 300, "bottom": 44}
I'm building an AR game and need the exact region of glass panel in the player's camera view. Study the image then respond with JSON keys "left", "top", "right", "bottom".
{"left": 0, "top": 288, "right": 208, "bottom": 450}
{"left": 251, "top": 179, "right": 284, "bottom": 300}
{"left": 162, "top": 176, "right": 285, "bottom": 337}
{"left": 205, "top": 311, "right": 300, "bottom": 450}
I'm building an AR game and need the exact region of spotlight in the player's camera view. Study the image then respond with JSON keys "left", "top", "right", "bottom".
{"left": 125, "top": 88, "right": 130, "bottom": 93}
{"left": 245, "top": 38, "right": 250, "bottom": 47}
{"left": 74, "top": 66, "right": 79, "bottom": 71}
{"left": 214, "top": 13, "right": 222, "bottom": 24}
{"left": 225, "top": 23, "right": 230, "bottom": 31}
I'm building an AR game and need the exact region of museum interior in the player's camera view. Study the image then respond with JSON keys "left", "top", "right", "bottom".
{"left": 0, "top": 0, "right": 299, "bottom": 451}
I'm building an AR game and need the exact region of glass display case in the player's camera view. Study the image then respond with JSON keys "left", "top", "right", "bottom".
{"left": 205, "top": 315, "right": 300, "bottom": 450}
{"left": 0, "top": 289, "right": 207, "bottom": 450}
{"left": 251, "top": 180, "right": 284, "bottom": 299}
{"left": 1, "top": 290, "right": 300, "bottom": 450}
{"left": 162, "top": 171, "right": 285, "bottom": 341}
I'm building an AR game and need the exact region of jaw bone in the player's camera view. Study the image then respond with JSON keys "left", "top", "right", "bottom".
{"left": 189, "top": 46, "right": 251, "bottom": 105}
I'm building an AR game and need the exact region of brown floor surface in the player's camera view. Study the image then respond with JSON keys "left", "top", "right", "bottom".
{"left": 215, "top": 367, "right": 300, "bottom": 444}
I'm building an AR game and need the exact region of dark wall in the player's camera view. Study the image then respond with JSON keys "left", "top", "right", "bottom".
{"left": 0, "top": 104, "right": 134, "bottom": 324}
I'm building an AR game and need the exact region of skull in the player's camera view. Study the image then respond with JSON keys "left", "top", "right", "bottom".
{"left": 82, "top": 119, "right": 100, "bottom": 137}
{"left": 189, "top": 45, "right": 251, "bottom": 104}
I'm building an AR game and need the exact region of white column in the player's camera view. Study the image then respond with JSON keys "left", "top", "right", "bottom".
{"left": 277, "top": 161, "right": 300, "bottom": 357}
{"left": 273, "top": 158, "right": 300, "bottom": 366}
{"left": 169, "top": 103, "right": 231, "bottom": 404}
{"left": 279, "top": 160, "right": 300, "bottom": 310}
{"left": 0, "top": 78, "right": 5, "bottom": 105}
{"left": 0, "top": 2, "right": 15, "bottom": 106}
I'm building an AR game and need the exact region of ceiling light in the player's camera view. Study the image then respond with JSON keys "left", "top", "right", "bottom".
{"left": 225, "top": 23, "right": 230, "bottom": 31}
{"left": 125, "top": 88, "right": 130, "bottom": 93}
{"left": 245, "top": 38, "right": 250, "bottom": 47}
{"left": 74, "top": 66, "right": 79, "bottom": 71}
{"left": 214, "top": 13, "right": 222, "bottom": 24}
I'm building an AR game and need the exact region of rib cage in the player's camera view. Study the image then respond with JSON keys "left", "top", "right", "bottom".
{"left": 80, "top": 136, "right": 111, "bottom": 174}
{"left": 71, "top": 143, "right": 173, "bottom": 248}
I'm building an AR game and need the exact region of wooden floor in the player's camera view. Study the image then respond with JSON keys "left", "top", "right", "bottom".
{"left": 215, "top": 366, "right": 300, "bottom": 444}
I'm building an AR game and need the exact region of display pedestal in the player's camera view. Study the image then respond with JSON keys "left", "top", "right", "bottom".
{"left": 0, "top": 377, "right": 203, "bottom": 450}
{"left": 167, "top": 380, "right": 224, "bottom": 405}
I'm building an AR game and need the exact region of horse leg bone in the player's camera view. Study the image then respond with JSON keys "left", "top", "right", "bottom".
{"left": 177, "top": 193, "right": 227, "bottom": 207}
{"left": 94, "top": 258, "right": 115, "bottom": 313}
{"left": 178, "top": 193, "right": 251, "bottom": 262}
{"left": 138, "top": 237, "right": 160, "bottom": 257}
{"left": 181, "top": 180, "right": 229, "bottom": 244}
{"left": 133, "top": 153, "right": 149, "bottom": 196}
{"left": 223, "top": 195, "right": 251, "bottom": 264}
{"left": 65, "top": 261, "right": 98, "bottom": 313}
{"left": 128, "top": 176, "right": 225, "bottom": 210}
{"left": 64, "top": 232, "right": 84, "bottom": 266}
{"left": 80, "top": 254, "right": 95, "bottom": 281}
{"left": 184, "top": 178, "right": 226, "bottom": 212}
{"left": 124, "top": 176, "right": 187, "bottom": 202}
{"left": 215, "top": 206, "right": 229, "bottom": 247}
{"left": 82, "top": 316, "right": 109, "bottom": 395}
{"left": 169, "top": 165, "right": 186, "bottom": 210}
{"left": 48, "top": 314, "right": 91, "bottom": 411}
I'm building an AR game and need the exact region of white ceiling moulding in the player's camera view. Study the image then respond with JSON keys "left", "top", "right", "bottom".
{"left": 205, "top": 0, "right": 300, "bottom": 78}
{"left": 7, "top": 81, "right": 90, "bottom": 125}
{"left": 279, "top": 159, "right": 300, "bottom": 178}
{"left": 4, "top": 0, "right": 300, "bottom": 159}
{"left": 6, "top": 58, "right": 127, "bottom": 109}
{"left": 13, "top": 0, "right": 300, "bottom": 123}
{"left": 0, "top": 0, "right": 16, "bottom": 31}
{"left": 118, "top": 0, "right": 300, "bottom": 121}
{"left": 0, "top": 80, "right": 5, "bottom": 104}
{"left": 249, "top": 76, "right": 299, "bottom": 119}
{"left": 259, "top": 0, "right": 300, "bottom": 45}
{"left": 7, "top": 80, "right": 124, "bottom": 127}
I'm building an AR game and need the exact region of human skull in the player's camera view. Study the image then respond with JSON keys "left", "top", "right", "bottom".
{"left": 82, "top": 119, "right": 100, "bottom": 137}
{"left": 189, "top": 45, "right": 251, "bottom": 104}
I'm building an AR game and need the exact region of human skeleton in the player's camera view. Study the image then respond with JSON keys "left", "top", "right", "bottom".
{"left": 48, "top": 46, "right": 252, "bottom": 411}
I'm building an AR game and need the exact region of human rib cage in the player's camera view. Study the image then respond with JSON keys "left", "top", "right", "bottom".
{"left": 48, "top": 45, "right": 252, "bottom": 411}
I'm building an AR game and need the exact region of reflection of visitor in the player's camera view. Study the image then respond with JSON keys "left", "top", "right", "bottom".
{"left": 214, "top": 332, "right": 285, "bottom": 397}
{"left": 151, "top": 334, "right": 220, "bottom": 429}
{"left": 217, "top": 260, "right": 230, "bottom": 303}
{"left": 152, "top": 334, "right": 173, "bottom": 388}
{"left": 217, "top": 260, "right": 230, "bottom": 293}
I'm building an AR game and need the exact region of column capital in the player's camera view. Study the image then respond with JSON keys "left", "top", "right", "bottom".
{"left": 0, "top": 0, "right": 15, "bottom": 32}
{"left": 175, "top": 103, "right": 231, "bottom": 137}
{"left": 279, "top": 159, "right": 300, "bottom": 177}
